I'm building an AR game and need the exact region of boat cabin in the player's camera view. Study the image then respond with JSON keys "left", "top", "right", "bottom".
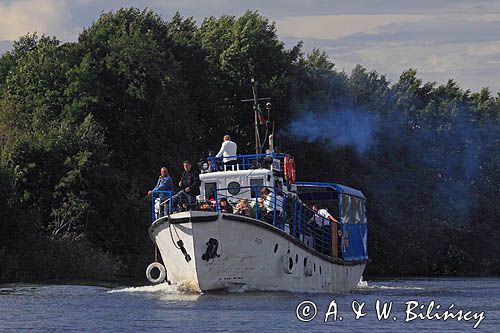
{"left": 197, "top": 153, "right": 289, "bottom": 204}
{"left": 199, "top": 169, "right": 273, "bottom": 203}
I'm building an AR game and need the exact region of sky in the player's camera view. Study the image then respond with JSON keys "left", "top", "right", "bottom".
{"left": 1, "top": 0, "right": 500, "bottom": 92}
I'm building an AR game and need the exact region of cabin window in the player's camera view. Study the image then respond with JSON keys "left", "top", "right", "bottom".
{"left": 227, "top": 181, "right": 241, "bottom": 196}
{"left": 250, "top": 178, "right": 264, "bottom": 198}
{"left": 341, "top": 194, "right": 367, "bottom": 224}
{"left": 205, "top": 182, "right": 217, "bottom": 200}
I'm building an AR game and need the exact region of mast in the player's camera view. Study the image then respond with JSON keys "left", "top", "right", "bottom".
{"left": 251, "top": 79, "right": 260, "bottom": 154}
{"left": 242, "top": 78, "right": 271, "bottom": 155}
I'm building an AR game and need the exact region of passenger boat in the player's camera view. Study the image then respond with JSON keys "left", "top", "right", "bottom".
{"left": 146, "top": 82, "right": 368, "bottom": 293}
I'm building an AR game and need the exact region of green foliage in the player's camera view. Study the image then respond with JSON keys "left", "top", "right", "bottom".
{"left": 72, "top": 8, "right": 201, "bottom": 173}
{"left": 0, "top": 237, "right": 121, "bottom": 281}
{"left": 4, "top": 34, "right": 71, "bottom": 119}
{"left": 0, "top": 167, "right": 17, "bottom": 248}
{"left": 348, "top": 65, "right": 389, "bottom": 109}
{"left": 198, "top": 10, "right": 302, "bottom": 147}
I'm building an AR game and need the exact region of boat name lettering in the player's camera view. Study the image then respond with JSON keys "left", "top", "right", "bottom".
{"left": 218, "top": 277, "right": 244, "bottom": 281}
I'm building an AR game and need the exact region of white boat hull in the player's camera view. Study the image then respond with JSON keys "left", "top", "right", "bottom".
{"left": 149, "top": 211, "right": 366, "bottom": 293}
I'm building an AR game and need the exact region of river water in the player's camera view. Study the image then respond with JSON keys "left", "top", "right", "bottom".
{"left": 0, "top": 278, "right": 498, "bottom": 332}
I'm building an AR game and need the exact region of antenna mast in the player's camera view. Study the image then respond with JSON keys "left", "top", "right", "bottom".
{"left": 252, "top": 79, "right": 260, "bottom": 154}
{"left": 241, "top": 78, "right": 271, "bottom": 155}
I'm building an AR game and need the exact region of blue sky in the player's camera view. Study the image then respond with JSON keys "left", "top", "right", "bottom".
{"left": 1, "top": 0, "right": 500, "bottom": 92}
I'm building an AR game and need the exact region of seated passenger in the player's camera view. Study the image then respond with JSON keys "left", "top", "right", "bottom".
{"left": 208, "top": 159, "right": 216, "bottom": 172}
{"left": 261, "top": 187, "right": 283, "bottom": 223}
{"left": 207, "top": 192, "right": 216, "bottom": 206}
{"left": 199, "top": 202, "right": 213, "bottom": 211}
{"left": 173, "top": 160, "right": 200, "bottom": 211}
{"left": 219, "top": 198, "right": 233, "bottom": 213}
{"left": 199, "top": 161, "right": 214, "bottom": 174}
{"left": 256, "top": 197, "right": 266, "bottom": 217}
{"left": 235, "top": 198, "right": 250, "bottom": 216}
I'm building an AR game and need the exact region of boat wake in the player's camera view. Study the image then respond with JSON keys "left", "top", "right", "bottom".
{"left": 357, "top": 278, "right": 368, "bottom": 288}
{"left": 354, "top": 277, "right": 425, "bottom": 291}
{"left": 356, "top": 283, "right": 425, "bottom": 291}
{"left": 109, "top": 281, "right": 201, "bottom": 294}
{"left": 360, "top": 285, "right": 425, "bottom": 290}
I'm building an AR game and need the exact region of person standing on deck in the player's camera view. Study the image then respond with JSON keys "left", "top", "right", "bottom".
{"left": 174, "top": 160, "right": 200, "bottom": 209}
{"left": 312, "top": 204, "right": 339, "bottom": 225}
{"left": 216, "top": 135, "right": 237, "bottom": 168}
{"left": 148, "top": 167, "right": 173, "bottom": 199}
{"left": 312, "top": 204, "right": 340, "bottom": 257}
{"left": 148, "top": 167, "right": 173, "bottom": 217}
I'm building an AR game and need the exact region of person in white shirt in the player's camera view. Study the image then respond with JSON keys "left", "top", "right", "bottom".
{"left": 261, "top": 187, "right": 283, "bottom": 222}
{"left": 311, "top": 204, "right": 340, "bottom": 257}
{"left": 216, "top": 135, "right": 237, "bottom": 167}
{"left": 312, "top": 204, "right": 338, "bottom": 227}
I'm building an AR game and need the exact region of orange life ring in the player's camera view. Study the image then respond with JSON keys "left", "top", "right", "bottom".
{"left": 284, "top": 156, "right": 296, "bottom": 184}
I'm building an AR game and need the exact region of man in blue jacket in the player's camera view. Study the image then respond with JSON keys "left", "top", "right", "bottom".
{"left": 148, "top": 166, "right": 173, "bottom": 217}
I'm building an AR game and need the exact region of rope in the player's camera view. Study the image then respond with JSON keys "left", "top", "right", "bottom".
{"left": 216, "top": 216, "right": 223, "bottom": 257}
{"left": 169, "top": 224, "right": 181, "bottom": 249}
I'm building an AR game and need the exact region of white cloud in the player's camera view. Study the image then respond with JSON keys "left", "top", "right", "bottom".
{"left": 1, "top": 0, "right": 499, "bottom": 92}
{"left": 279, "top": 13, "right": 500, "bottom": 92}
{"left": 276, "top": 14, "right": 428, "bottom": 40}
{"left": 276, "top": 13, "right": 500, "bottom": 41}
{"left": 0, "top": 0, "right": 78, "bottom": 40}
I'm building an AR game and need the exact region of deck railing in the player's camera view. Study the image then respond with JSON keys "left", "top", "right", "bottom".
{"left": 212, "top": 185, "right": 335, "bottom": 256}
{"left": 206, "top": 153, "right": 285, "bottom": 172}
{"left": 150, "top": 186, "right": 338, "bottom": 257}
{"left": 151, "top": 190, "right": 173, "bottom": 221}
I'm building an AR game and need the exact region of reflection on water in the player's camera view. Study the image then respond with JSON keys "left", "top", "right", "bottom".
{"left": 0, "top": 278, "right": 499, "bottom": 332}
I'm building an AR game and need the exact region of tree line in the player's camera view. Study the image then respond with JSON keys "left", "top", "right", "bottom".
{"left": 0, "top": 8, "right": 499, "bottom": 281}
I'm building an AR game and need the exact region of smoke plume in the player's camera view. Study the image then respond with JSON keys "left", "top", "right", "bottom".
{"left": 287, "top": 108, "right": 378, "bottom": 154}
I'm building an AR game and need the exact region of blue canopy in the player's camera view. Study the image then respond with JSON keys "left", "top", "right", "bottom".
{"left": 294, "top": 181, "right": 366, "bottom": 199}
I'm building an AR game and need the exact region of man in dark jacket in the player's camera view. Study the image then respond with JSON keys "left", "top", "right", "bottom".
{"left": 174, "top": 160, "right": 200, "bottom": 209}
